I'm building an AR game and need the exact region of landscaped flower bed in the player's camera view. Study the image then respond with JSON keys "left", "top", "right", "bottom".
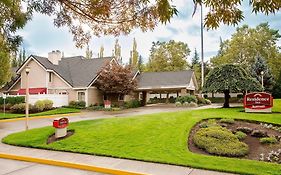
{"left": 189, "top": 119, "right": 281, "bottom": 163}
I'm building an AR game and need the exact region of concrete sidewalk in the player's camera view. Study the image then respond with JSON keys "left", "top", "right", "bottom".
{"left": 0, "top": 105, "right": 234, "bottom": 175}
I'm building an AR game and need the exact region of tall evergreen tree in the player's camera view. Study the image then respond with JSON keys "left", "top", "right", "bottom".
{"left": 251, "top": 55, "right": 274, "bottom": 92}
{"left": 113, "top": 39, "right": 121, "bottom": 62}
{"left": 191, "top": 48, "right": 200, "bottom": 69}
{"left": 130, "top": 38, "right": 139, "bottom": 67}
{"left": 99, "top": 45, "right": 104, "bottom": 58}
{"left": 85, "top": 45, "right": 93, "bottom": 59}
{"left": 138, "top": 55, "right": 144, "bottom": 72}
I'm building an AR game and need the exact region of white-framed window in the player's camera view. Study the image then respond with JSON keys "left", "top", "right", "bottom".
{"left": 77, "top": 91, "right": 85, "bottom": 101}
{"left": 118, "top": 94, "right": 124, "bottom": 101}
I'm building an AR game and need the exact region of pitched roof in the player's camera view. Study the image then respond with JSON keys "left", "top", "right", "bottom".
{"left": 32, "top": 55, "right": 113, "bottom": 87}
{"left": 137, "top": 70, "right": 194, "bottom": 89}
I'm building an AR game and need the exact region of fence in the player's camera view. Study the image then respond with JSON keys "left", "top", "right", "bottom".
{"left": 5, "top": 94, "right": 69, "bottom": 107}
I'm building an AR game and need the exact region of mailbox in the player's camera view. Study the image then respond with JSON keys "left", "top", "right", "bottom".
{"left": 53, "top": 117, "right": 69, "bottom": 138}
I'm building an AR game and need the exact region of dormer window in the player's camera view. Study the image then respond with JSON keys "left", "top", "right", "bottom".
{"left": 49, "top": 72, "right": 52, "bottom": 82}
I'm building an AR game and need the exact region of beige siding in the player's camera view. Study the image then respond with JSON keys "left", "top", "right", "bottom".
{"left": 21, "top": 60, "right": 47, "bottom": 89}
{"left": 68, "top": 89, "right": 77, "bottom": 102}
{"left": 48, "top": 72, "right": 69, "bottom": 88}
{"left": 88, "top": 87, "right": 103, "bottom": 105}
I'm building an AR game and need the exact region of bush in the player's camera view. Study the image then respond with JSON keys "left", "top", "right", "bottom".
{"left": 189, "top": 102, "right": 198, "bottom": 107}
{"left": 193, "top": 126, "right": 249, "bottom": 157}
{"left": 43, "top": 100, "right": 53, "bottom": 110}
{"left": 175, "top": 102, "right": 182, "bottom": 107}
{"left": 199, "top": 119, "right": 219, "bottom": 128}
{"left": 220, "top": 118, "right": 235, "bottom": 124}
{"left": 205, "top": 99, "right": 212, "bottom": 105}
{"left": 260, "top": 137, "right": 278, "bottom": 144}
{"left": 196, "top": 96, "right": 206, "bottom": 104}
{"left": 168, "top": 96, "right": 176, "bottom": 103}
{"left": 11, "top": 103, "right": 28, "bottom": 113}
{"left": 176, "top": 95, "right": 197, "bottom": 104}
{"left": 0, "top": 96, "right": 25, "bottom": 105}
{"left": 34, "top": 100, "right": 45, "bottom": 112}
{"left": 124, "top": 100, "right": 141, "bottom": 108}
{"left": 235, "top": 131, "right": 247, "bottom": 140}
{"left": 237, "top": 94, "right": 243, "bottom": 99}
{"left": 203, "top": 94, "right": 208, "bottom": 98}
{"left": 69, "top": 101, "right": 86, "bottom": 109}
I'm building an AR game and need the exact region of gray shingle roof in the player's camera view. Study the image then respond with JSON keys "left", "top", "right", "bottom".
{"left": 137, "top": 70, "right": 194, "bottom": 89}
{"left": 32, "top": 55, "right": 112, "bottom": 87}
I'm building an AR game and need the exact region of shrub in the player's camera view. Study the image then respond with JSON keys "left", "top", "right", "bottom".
{"left": 237, "top": 94, "right": 244, "bottom": 99}
{"left": 175, "top": 102, "right": 182, "bottom": 107}
{"left": 69, "top": 101, "right": 86, "bottom": 109}
{"left": 168, "top": 96, "right": 176, "bottom": 103}
{"left": 193, "top": 126, "right": 249, "bottom": 157}
{"left": 189, "top": 102, "right": 198, "bottom": 107}
{"left": 124, "top": 100, "right": 141, "bottom": 108}
{"left": 220, "top": 118, "right": 235, "bottom": 124}
{"left": 34, "top": 100, "right": 45, "bottom": 112}
{"left": 183, "top": 102, "right": 190, "bottom": 107}
{"left": 176, "top": 95, "right": 197, "bottom": 104}
{"left": 203, "top": 94, "right": 208, "bottom": 98}
{"left": 88, "top": 105, "right": 104, "bottom": 111}
{"left": 260, "top": 137, "right": 278, "bottom": 144}
{"left": 11, "top": 103, "right": 28, "bottom": 113}
{"left": 205, "top": 99, "right": 212, "bottom": 105}
{"left": 0, "top": 96, "right": 25, "bottom": 105}
{"left": 42, "top": 100, "right": 53, "bottom": 110}
{"left": 235, "top": 131, "right": 247, "bottom": 140}
{"left": 196, "top": 96, "right": 206, "bottom": 104}
{"left": 199, "top": 119, "right": 219, "bottom": 128}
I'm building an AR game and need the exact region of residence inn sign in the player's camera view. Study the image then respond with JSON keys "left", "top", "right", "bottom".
{"left": 244, "top": 92, "right": 273, "bottom": 113}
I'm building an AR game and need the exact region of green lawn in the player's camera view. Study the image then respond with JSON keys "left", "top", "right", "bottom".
{"left": 0, "top": 108, "right": 80, "bottom": 120}
{"left": 3, "top": 100, "right": 281, "bottom": 175}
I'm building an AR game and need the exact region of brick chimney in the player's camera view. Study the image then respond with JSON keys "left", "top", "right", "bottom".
{"left": 48, "top": 50, "right": 62, "bottom": 65}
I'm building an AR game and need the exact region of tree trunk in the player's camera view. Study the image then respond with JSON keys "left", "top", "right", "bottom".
{"left": 223, "top": 90, "right": 230, "bottom": 108}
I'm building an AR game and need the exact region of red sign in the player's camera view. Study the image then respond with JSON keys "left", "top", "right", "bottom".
{"left": 53, "top": 118, "right": 69, "bottom": 128}
{"left": 244, "top": 92, "right": 273, "bottom": 110}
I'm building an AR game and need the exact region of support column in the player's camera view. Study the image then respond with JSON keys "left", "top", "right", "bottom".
{"left": 181, "top": 89, "right": 187, "bottom": 96}
{"left": 166, "top": 93, "right": 169, "bottom": 103}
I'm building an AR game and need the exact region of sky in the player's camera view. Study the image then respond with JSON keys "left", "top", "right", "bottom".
{"left": 18, "top": 0, "right": 281, "bottom": 64}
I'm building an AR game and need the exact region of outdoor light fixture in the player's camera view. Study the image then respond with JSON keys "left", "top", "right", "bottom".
{"left": 25, "top": 66, "right": 30, "bottom": 130}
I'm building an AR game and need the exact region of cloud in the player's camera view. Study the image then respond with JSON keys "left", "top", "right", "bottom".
{"left": 17, "top": 2, "right": 281, "bottom": 64}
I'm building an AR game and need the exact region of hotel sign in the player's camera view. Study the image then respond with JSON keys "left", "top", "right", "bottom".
{"left": 244, "top": 92, "right": 273, "bottom": 113}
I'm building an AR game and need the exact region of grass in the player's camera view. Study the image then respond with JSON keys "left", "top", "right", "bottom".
{"left": 0, "top": 108, "right": 80, "bottom": 120}
{"left": 2, "top": 100, "right": 281, "bottom": 175}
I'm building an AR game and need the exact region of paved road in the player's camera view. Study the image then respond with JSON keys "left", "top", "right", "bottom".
{"left": 0, "top": 104, "right": 234, "bottom": 175}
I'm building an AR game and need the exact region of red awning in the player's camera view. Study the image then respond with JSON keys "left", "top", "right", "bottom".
{"left": 17, "top": 88, "right": 47, "bottom": 95}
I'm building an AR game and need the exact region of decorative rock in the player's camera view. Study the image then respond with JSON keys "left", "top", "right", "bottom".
{"left": 236, "top": 127, "right": 253, "bottom": 134}
{"left": 251, "top": 130, "right": 268, "bottom": 137}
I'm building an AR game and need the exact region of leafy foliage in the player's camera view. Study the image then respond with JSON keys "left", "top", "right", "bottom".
{"left": 203, "top": 64, "right": 262, "bottom": 107}
{"left": 235, "top": 131, "right": 247, "bottom": 140}
{"left": 124, "top": 100, "right": 141, "bottom": 109}
{"left": 260, "top": 137, "right": 278, "bottom": 144}
{"left": 211, "top": 23, "right": 281, "bottom": 79}
{"left": 0, "top": 96, "right": 25, "bottom": 105}
{"left": 193, "top": 126, "right": 249, "bottom": 157}
{"left": 251, "top": 55, "right": 274, "bottom": 92}
{"left": 175, "top": 95, "right": 197, "bottom": 104}
{"left": 273, "top": 70, "right": 281, "bottom": 99}
{"left": 145, "top": 40, "right": 190, "bottom": 72}
{"left": 130, "top": 38, "right": 139, "bottom": 68}
{"left": 69, "top": 101, "right": 86, "bottom": 109}
{"left": 220, "top": 118, "right": 235, "bottom": 124}
{"left": 95, "top": 62, "right": 137, "bottom": 95}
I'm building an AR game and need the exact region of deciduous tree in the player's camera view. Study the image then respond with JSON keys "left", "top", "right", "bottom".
{"left": 95, "top": 63, "right": 137, "bottom": 98}
{"left": 203, "top": 64, "right": 262, "bottom": 108}
{"left": 146, "top": 40, "right": 190, "bottom": 72}
{"left": 85, "top": 45, "right": 93, "bottom": 59}
{"left": 211, "top": 23, "right": 281, "bottom": 79}
{"left": 272, "top": 70, "right": 281, "bottom": 99}
{"left": 130, "top": 38, "right": 139, "bottom": 68}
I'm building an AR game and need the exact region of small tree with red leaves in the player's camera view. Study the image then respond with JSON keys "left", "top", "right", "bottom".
{"left": 95, "top": 63, "right": 137, "bottom": 99}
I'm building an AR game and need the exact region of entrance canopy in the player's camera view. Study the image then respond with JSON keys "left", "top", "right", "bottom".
{"left": 17, "top": 88, "right": 47, "bottom": 95}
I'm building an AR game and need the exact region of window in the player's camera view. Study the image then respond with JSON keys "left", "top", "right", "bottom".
{"left": 77, "top": 91, "right": 85, "bottom": 101}
{"left": 103, "top": 95, "right": 108, "bottom": 101}
{"left": 118, "top": 94, "right": 124, "bottom": 101}
{"left": 49, "top": 72, "right": 52, "bottom": 82}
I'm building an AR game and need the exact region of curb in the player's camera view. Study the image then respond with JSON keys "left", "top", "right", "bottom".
{"left": 0, "top": 113, "right": 81, "bottom": 123}
{"left": 0, "top": 153, "right": 147, "bottom": 175}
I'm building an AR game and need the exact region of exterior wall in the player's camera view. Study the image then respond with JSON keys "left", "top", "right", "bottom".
{"left": 68, "top": 89, "right": 77, "bottom": 103}
{"left": 48, "top": 72, "right": 69, "bottom": 89}
{"left": 21, "top": 59, "right": 47, "bottom": 89}
{"left": 87, "top": 88, "right": 103, "bottom": 105}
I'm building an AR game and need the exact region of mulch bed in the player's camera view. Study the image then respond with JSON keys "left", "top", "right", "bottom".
{"left": 47, "top": 130, "right": 74, "bottom": 144}
{"left": 188, "top": 119, "right": 281, "bottom": 161}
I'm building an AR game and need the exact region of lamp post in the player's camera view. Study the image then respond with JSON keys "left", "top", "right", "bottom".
{"left": 3, "top": 94, "right": 6, "bottom": 119}
{"left": 261, "top": 71, "right": 264, "bottom": 91}
{"left": 25, "top": 66, "right": 30, "bottom": 130}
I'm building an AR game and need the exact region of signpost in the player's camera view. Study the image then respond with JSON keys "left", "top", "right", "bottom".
{"left": 244, "top": 92, "right": 273, "bottom": 113}
{"left": 53, "top": 117, "right": 69, "bottom": 138}
{"left": 104, "top": 100, "right": 111, "bottom": 109}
